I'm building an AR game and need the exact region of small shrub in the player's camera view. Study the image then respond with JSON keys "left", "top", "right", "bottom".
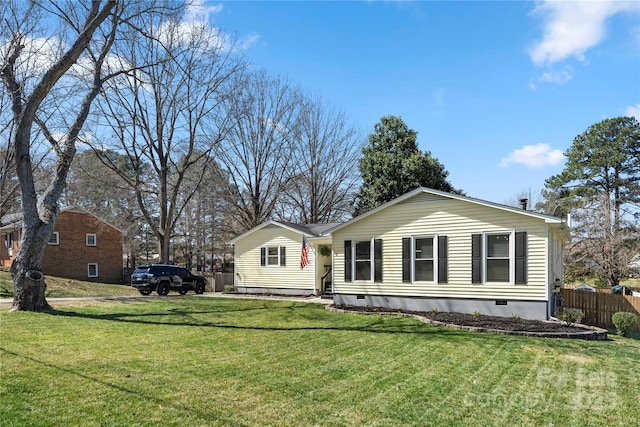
{"left": 473, "top": 311, "right": 482, "bottom": 318}
{"left": 612, "top": 312, "right": 639, "bottom": 337}
{"left": 430, "top": 308, "right": 439, "bottom": 315}
{"left": 559, "top": 308, "right": 584, "bottom": 325}
{"left": 222, "top": 285, "right": 235, "bottom": 294}
{"left": 511, "top": 314, "right": 521, "bottom": 321}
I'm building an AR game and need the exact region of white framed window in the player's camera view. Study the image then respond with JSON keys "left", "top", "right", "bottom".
{"left": 354, "top": 240, "right": 372, "bottom": 281}
{"left": 48, "top": 232, "right": 59, "bottom": 245}
{"left": 484, "top": 232, "right": 513, "bottom": 283}
{"left": 414, "top": 236, "right": 436, "bottom": 282}
{"left": 267, "top": 246, "right": 279, "bottom": 266}
{"left": 260, "top": 246, "right": 286, "bottom": 267}
{"left": 344, "top": 239, "right": 382, "bottom": 283}
{"left": 88, "top": 263, "right": 98, "bottom": 278}
{"left": 86, "top": 234, "right": 97, "bottom": 246}
{"left": 403, "top": 236, "right": 448, "bottom": 284}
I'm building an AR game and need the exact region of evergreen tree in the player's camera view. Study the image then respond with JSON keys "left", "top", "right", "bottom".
{"left": 354, "top": 115, "right": 458, "bottom": 215}
{"left": 545, "top": 116, "right": 640, "bottom": 286}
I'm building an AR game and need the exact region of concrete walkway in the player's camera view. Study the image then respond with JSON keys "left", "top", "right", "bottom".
{"left": 201, "top": 292, "right": 333, "bottom": 304}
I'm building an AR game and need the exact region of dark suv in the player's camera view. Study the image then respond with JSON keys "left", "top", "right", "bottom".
{"left": 130, "top": 264, "right": 207, "bottom": 296}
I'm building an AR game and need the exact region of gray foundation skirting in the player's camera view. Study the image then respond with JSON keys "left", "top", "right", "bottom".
{"left": 333, "top": 293, "right": 549, "bottom": 321}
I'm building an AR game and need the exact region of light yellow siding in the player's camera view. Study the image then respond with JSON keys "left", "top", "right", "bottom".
{"left": 333, "top": 197, "right": 551, "bottom": 301}
{"left": 548, "top": 227, "right": 565, "bottom": 285}
{"left": 234, "top": 224, "right": 315, "bottom": 290}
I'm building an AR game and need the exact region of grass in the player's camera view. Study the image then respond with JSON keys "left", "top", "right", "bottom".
{"left": 0, "top": 268, "right": 138, "bottom": 298}
{"left": 1, "top": 297, "right": 639, "bottom": 426}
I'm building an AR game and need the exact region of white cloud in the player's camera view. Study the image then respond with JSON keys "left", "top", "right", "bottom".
{"left": 239, "top": 32, "right": 261, "bottom": 51}
{"left": 185, "top": 1, "right": 223, "bottom": 23}
{"left": 528, "top": 1, "right": 639, "bottom": 67}
{"left": 156, "top": 16, "right": 231, "bottom": 54}
{"left": 500, "top": 143, "right": 565, "bottom": 169}
{"left": 537, "top": 67, "right": 573, "bottom": 84}
{"left": 625, "top": 103, "right": 640, "bottom": 120}
{"left": 529, "top": 65, "right": 573, "bottom": 90}
{"left": 157, "top": 2, "right": 255, "bottom": 53}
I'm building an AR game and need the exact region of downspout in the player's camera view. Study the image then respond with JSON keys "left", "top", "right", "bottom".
{"left": 546, "top": 226, "right": 551, "bottom": 319}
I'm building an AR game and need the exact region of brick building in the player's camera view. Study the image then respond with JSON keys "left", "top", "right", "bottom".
{"left": 0, "top": 206, "right": 124, "bottom": 283}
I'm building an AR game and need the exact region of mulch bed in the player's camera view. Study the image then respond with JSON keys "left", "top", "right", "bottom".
{"left": 330, "top": 305, "right": 608, "bottom": 339}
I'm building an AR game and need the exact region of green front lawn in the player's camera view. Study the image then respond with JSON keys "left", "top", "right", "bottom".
{"left": 1, "top": 298, "right": 638, "bottom": 426}
{"left": 0, "top": 268, "right": 138, "bottom": 298}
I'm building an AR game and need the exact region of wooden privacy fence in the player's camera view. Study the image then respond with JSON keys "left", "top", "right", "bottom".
{"left": 213, "top": 272, "right": 234, "bottom": 292}
{"left": 561, "top": 288, "right": 640, "bottom": 332}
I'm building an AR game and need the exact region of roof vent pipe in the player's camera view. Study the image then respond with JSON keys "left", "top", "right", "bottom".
{"left": 519, "top": 198, "right": 528, "bottom": 210}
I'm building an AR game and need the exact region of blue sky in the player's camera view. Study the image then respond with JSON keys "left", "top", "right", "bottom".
{"left": 202, "top": 1, "right": 639, "bottom": 205}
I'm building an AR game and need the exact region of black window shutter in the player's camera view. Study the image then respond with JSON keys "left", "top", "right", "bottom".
{"left": 260, "top": 247, "right": 266, "bottom": 266}
{"left": 374, "top": 239, "right": 383, "bottom": 283}
{"left": 402, "top": 238, "right": 411, "bottom": 283}
{"left": 472, "top": 234, "right": 482, "bottom": 283}
{"left": 515, "top": 231, "right": 527, "bottom": 284}
{"left": 280, "top": 246, "right": 286, "bottom": 266}
{"left": 438, "top": 236, "right": 448, "bottom": 283}
{"left": 344, "top": 240, "right": 352, "bottom": 282}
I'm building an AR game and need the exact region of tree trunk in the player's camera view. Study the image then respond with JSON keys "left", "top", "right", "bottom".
{"left": 10, "top": 212, "right": 57, "bottom": 312}
{"left": 3, "top": 1, "right": 116, "bottom": 311}
{"left": 10, "top": 269, "right": 51, "bottom": 312}
{"left": 160, "top": 232, "right": 170, "bottom": 263}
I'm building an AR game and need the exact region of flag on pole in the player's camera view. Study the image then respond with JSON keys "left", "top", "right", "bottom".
{"left": 300, "top": 236, "right": 311, "bottom": 270}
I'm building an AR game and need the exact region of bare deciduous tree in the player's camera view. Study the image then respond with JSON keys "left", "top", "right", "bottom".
{"left": 216, "top": 70, "right": 302, "bottom": 233}
{"left": 1, "top": 0, "right": 119, "bottom": 311}
{"left": 276, "top": 95, "right": 361, "bottom": 223}
{"left": 172, "top": 158, "right": 237, "bottom": 270}
{"left": 566, "top": 193, "right": 639, "bottom": 285}
{"left": 1, "top": 0, "right": 175, "bottom": 311}
{"left": 94, "top": 12, "right": 244, "bottom": 262}
{"left": 0, "top": 85, "right": 19, "bottom": 220}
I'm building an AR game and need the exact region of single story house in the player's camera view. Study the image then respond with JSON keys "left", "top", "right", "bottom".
{"left": 0, "top": 206, "right": 124, "bottom": 283}
{"left": 229, "top": 221, "right": 338, "bottom": 296}
{"left": 229, "top": 187, "right": 570, "bottom": 321}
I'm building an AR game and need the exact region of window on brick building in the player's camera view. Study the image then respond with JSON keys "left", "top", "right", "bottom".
{"left": 88, "top": 263, "right": 98, "bottom": 278}
{"left": 86, "top": 234, "right": 97, "bottom": 246}
{"left": 48, "top": 232, "right": 59, "bottom": 245}
{"left": 5, "top": 233, "right": 14, "bottom": 256}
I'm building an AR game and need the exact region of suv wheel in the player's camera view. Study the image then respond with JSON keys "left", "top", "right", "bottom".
{"left": 157, "top": 282, "right": 170, "bottom": 296}
{"left": 139, "top": 289, "right": 151, "bottom": 296}
{"left": 195, "top": 281, "right": 205, "bottom": 294}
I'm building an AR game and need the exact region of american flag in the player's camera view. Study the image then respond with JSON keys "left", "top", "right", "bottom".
{"left": 300, "top": 236, "right": 311, "bottom": 270}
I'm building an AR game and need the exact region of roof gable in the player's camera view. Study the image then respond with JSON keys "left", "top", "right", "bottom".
{"left": 228, "top": 220, "right": 339, "bottom": 244}
{"left": 326, "top": 187, "right": 566, "bottom": 235}
{"left": 0, "top": 206, "right": 124, "bottom": 234}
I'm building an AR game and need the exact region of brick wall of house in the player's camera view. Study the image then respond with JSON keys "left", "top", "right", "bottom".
{"left": 0, "top": 230, "right": 20, "bottom": 267}
{"left": 42, "top": 209, "right": 124, "bottom": 283}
